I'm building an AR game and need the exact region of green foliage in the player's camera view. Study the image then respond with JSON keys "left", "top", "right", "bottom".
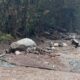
{"left": 0, "top": 0, "right": 79, "bottom": 38}
{"left": 0, "top": 33, "right": 14, "bottom": 41}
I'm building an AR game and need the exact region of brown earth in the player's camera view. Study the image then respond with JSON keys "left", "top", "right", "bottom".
{"left": 1, "top": 39, "right": 80, "bottom": 72}
{"left": 0, "top": 67, "right": 80, "bottom": 80}
{"left": 0, "top": 39, "right": 80, "bottom": 79}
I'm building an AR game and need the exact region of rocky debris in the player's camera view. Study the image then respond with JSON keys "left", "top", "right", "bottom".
{"left": 59, "top": 42, "right": 68, "bottom": 47}
{"left": 5, "top": 39, "right": 69, "bottom": 56}
{"left": 7, "top": 38, "right": 56, "bottom": 55}
{"left": 34, "top": 47, "right": 51, "bottom": 55}
{"left": 71, "top": 39, "right": 80, "bottom": 48}
{"left": 53, "top": 43, "right": 59, "bottom": 47}
{"left": 6, "top": 45, "right": 55, "bottom": 56}
{"left": 53, "top": 42, "right": 68, "bottom": 47}
{"left": 26, "top": 46, "right": 37, "bottom": 53}
{"left": 35, "top": 46, "right": 56, "bottom": 55}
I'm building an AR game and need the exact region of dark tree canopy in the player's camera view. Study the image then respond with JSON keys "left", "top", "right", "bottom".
{"left": 0, "top": 0, "right": 79, "bottom": 38}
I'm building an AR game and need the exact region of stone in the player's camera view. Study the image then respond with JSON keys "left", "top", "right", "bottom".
{"left": 10, "top": 38, "right": 36, "bottom": 49}
{"left": 51, "top": 47, "right": 55, "bottom": 50}
{"left": 53, "top": 43, "right": 59, "bottom": 47}
{"left": 15, "top": 51, "right": 22, "bottom": 55}
{"left": 59, "top": 42, "right": 68, "bottom": 47}
{"left": 62, "top": 43, "right": 68, "bottom": 47}
{"left": 9, "top": 38, "right": 37, "bottom": 53}
{"left": 71, "top": 39, "right": 79, "bottom": 48}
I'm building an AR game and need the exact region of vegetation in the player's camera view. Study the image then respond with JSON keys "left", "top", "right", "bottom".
{"left": 0, "top": 33, "right": 14, "bottom": 41}
{"left": 0, "top": 0, "right": 80, "bottom": 38}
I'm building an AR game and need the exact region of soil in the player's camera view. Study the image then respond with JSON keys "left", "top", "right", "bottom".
{"left": 0, "top": 67, "right": 80, "bottom": 80}
{"left": 0, "top": 38, "right": 80, "bottom": 79}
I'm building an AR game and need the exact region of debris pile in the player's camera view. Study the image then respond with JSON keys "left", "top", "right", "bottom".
{"left": 4, "top": 38, "right": 69, "bottom": 56}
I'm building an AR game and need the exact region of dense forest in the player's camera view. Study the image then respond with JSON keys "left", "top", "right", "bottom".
{"left": 0, "top": 0, "right": 80, "bottom": 38}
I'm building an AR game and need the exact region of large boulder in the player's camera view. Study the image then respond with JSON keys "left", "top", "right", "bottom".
{"left": 11, "top": 38, "right": 36, "bottom": 48}
{"left": 8, "top": 38, "right": 37, "bottom": 53}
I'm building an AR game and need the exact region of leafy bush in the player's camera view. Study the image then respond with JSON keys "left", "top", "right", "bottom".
{"left": 0, "top": 33, "right": 14, "bottom": 41}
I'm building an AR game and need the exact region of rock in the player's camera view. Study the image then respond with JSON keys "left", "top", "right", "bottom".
{"left": 8, "top": 45, "right": 27, "bottom": 53}
{"left": 53, "top": 43, "right": 59, "bottom": 47}
{"left": 59, "top": 42, "right": 68, "bottom": 47}
{"left": 71, "top": 39, "right": 79, "bottom": 48}
{"left": 62, "top": 43, "right": 68, "bottom": 47}
{"left": 15, "top": 51, "right": 22, "bottom": 55}
{"left": 44, "top": 46, "right": 55, "bottom": 53}
{"left": 26, "top": 47, "right": 36, "bottom": 53}
{"left": 10, "top": 38, "right": 36, "bottom": 49}
{"left": 51, "top": 47, "right": 55, "bottom": 50}
{"left": 53, "top": 42, "right": 67, "bottom": 47}
{"left": 49, "top": 41, "right": 53, "bottom": 47}
{"left": 9, "top": 38, "right": 37, "bottom": 53}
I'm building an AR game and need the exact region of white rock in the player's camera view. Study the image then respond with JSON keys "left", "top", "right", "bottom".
{"left": 17, "top": 38, "right": 36, "bottom": 46}
{"left": 53, "top": 43, "right": 59, "bottom": 47}
{"left": 10, "top": 42, "right": 19, "bottom": 49}
{"left": 62, "top": 43, "right": 68, "bottom": 47}
{"left": 10, "top": 38, "right": 36, "bottom": 49}
{"left": 72, "top": 39, "right": 79, "bottom": 43}
{"left": 15, "top": 51, "right": 21, "bottom": 55}
{"left": 51, "top": 47, "right": 55, "bottom": 50}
